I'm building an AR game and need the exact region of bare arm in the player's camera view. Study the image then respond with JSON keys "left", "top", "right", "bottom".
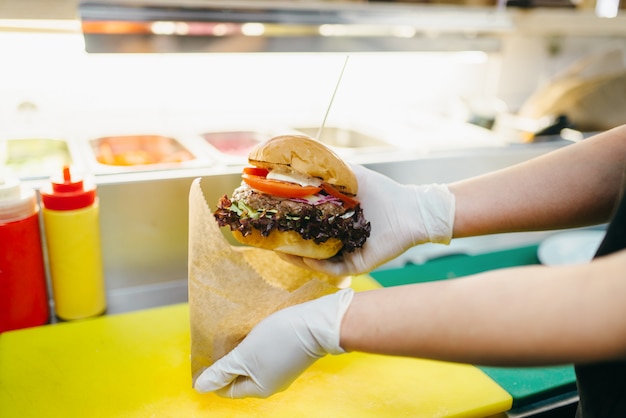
{"left": 339, "top": 126, "right": 626, "bottom": 365}
{"left": 449, "top": 124, "right": 626, "bottom": 237}
{"left": 341, "top": 249, "right": 626, "bottom": 366}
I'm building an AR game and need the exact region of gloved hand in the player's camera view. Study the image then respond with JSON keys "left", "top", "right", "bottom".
{"left": 194, "top": 288, "right": 355, "bottom": 398}
{"left": 280, "top": 164, "right": 456, "bottom": 276}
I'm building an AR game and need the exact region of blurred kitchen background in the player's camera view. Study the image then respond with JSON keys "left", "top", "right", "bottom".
{"left": 1, "top": 0, "right": 625, "bottom": 313}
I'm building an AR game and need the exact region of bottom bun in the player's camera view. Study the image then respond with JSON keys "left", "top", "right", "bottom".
{"left": 232, "top": 228, "right": 343, "bottom": 259}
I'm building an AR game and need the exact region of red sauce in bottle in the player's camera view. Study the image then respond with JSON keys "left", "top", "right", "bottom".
{"left": 0, "top": 178, "right": 49, "bottom": 332}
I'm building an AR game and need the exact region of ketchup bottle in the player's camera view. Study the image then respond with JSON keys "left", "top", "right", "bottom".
{"left": 41, "top": 166, "right": 106, "bottom": 320}
{"left": 0, "top": 177, "right": 49, "bottom": 332}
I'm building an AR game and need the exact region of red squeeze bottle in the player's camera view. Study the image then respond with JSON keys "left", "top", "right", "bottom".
{"left": 0, "top": 177, "right": 49, "bottom": 333}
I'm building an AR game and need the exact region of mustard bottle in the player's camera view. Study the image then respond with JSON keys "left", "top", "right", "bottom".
{"left": 41, "top": 166, "right": 106, "bottom": 320}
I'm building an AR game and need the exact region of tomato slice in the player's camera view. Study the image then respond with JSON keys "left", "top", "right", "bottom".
{"left": 243, "top": 167, "right": 269, "bottom": 177}
{"left": 321, "top": 183, "right": 359, "bottom": 209}
{"left": 242, "top": 173, "right": 322, "bottom": 198}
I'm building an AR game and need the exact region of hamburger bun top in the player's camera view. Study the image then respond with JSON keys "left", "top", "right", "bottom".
{"left": 248, "top": 134, "right": 358, "bottom": 195}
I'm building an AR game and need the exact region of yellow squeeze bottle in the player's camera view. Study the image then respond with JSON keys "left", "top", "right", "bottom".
{"left": 41, "top": 166, "right": 106, "bottom": 320}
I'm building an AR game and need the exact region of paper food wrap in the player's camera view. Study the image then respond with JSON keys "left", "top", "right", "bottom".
{"left": 188, "top": 178, "right": 346, "bottom": 383}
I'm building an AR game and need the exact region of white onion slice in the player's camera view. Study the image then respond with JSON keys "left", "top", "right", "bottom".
{"left": 266, "top": 170, "right": 322, "bottom": 187}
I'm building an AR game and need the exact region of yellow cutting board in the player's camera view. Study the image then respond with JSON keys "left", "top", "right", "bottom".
{"left": 0, "top": 276, "right": 511, "bottom": 418}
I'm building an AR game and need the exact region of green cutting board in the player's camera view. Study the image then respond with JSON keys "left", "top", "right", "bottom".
{"left": 371, "top": 245, "right": 541, "bottom": 287}
{"left": 371, "top": 245, "right": 577, "bottom": 408}
{"left": 480, "top": 365, "right": 576, "bottom": 408}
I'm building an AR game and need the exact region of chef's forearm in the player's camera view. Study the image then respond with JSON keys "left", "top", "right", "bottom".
{"left": 449, "top": 124, "right": 626, "bottom": 238}
{"left": 339, "top": 250, "right": 626, "bottom": 366}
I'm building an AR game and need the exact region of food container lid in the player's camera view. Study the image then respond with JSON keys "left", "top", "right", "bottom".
{"left": 0, "top": 177, "right": 37, "bottom": 222}
{"left": 41, "top": 166, "right": 96, "bottom": 211}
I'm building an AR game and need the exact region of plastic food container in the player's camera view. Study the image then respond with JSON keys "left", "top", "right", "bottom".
{"left": 201, "top": 130, "right": 272, "bottom": 165}
{"left": 3, "top": 138, "right": 73, "bottom": 179}
{"left": 90, "top": 135, "right": 195, "bottom": 167}
{"left": 293, "top": 126, "right": 391, "bottom": 149}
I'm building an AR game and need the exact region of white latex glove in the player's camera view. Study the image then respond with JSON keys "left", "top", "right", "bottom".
{"left": 281, "top": 164, "right": 456, "bottom": 276}
{"left": 194, "top": 288, "right": 355, "bottom": 398}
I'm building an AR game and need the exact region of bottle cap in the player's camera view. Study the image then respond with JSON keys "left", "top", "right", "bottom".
{"left": 0, "top": 177, "right": 37, "bottom": 222}
{"left": 41, "top": 166, "right": 97, "bottom": 211}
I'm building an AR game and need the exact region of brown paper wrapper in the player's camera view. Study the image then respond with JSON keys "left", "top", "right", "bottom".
{"left": 188, "top": 178, "right": 345, "bottom": 383}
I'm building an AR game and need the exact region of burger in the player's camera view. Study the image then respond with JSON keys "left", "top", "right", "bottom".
{"left": 213, "top": 134, "right": 371, "bottom": 259}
